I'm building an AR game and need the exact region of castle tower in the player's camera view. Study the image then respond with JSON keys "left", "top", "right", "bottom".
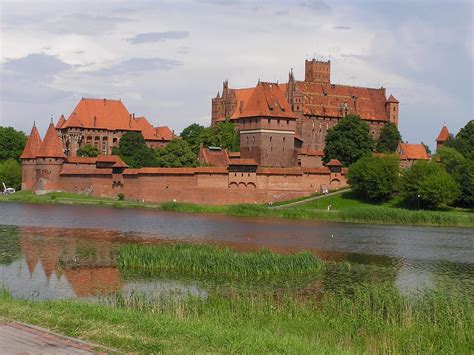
{"left": 385, "top": 94, "right": 399, "bottom": 127}
{"left": 305, "top": 59, "right": 331, "bottom": 84}
{"left": 239, "top": 82, "right": 298, "bottom": 167}
{"left": 35, "top": 121, "right": 66, "bottom": 194}
{"left": 20, "top": 122, "right": 42, "bottom": 191}
{"left": 435, "top": 124, "right": 450, "bottom": 150}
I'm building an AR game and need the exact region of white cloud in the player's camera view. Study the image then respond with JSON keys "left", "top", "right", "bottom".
{"left": 0, "top": 0, "right": 472, "bottom": 147}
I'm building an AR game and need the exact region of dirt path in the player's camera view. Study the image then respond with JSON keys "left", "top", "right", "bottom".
{"left": 0, "top": 321, "right": 112, "bottom": 354}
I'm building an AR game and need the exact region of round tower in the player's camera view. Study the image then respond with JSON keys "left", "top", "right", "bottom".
{"left": 20, "top": 122, "right": 42, "bottom": 191}
{"left": 34, "top": 120, "right": 66, "bottom": 194}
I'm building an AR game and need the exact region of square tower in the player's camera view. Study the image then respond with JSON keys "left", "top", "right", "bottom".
{"left": 305, "top": 59, "right": 331, "bottom": 83}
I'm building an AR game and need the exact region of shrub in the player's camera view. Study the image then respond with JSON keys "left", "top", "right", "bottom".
{"left": 117, "top": 193, "right": 125, "bottom": 201}
{"left": 0, "top": 159, "right": 21, "bottom": 190}
{"left": 347, "top": 155, "right": 400, "bottom": 202}
{"left": 401, "top": 161, "right": 460, "bottom": 209}
{"left": 76, "top": 144, "right": 99, "bottom": 157}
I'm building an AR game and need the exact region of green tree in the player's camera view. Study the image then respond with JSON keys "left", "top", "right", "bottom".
{"left": 200, "top": 121, "right": 240, "bottom": 151}
{"left": 435, "top": 147, "right": 466, "bottom": 175}
{"left": 401, "top": 160, "right": 460, "bottom": 209}
{"left": 0, "top": 127, "right": 27, "bottom": 162}
{"left": 435, "top": 146, "right": 474, "bottom": 208}
{"left": 347, "top": 155, "right": 400, "bottom": 202}
{"left": 323, "top": 114, "right": 374, "bottom": 166}
{"left": 118, "top": 132, "right": 156, "bottom": 168}
{"left": 76, "top": 144, "right": 99, "bottom": 157}
{"left": 155, "top": 140, "right": 197, "bottom": 167}
{"left": 376, "top": 122, "right": 401, "bottom": 153}
{"left": 451, "top": 120, "right": 474, "bottom": 160}
{"left": 180, "top": 123, "right": 205, "bottom": 153}
{"left": 0, "top": 159, "right": 22, "bottom": 190}
{"left": 456, "top": 160, "right": 474, "bottom": 207}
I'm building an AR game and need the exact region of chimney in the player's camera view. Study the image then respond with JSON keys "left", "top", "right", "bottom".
{"left": 132, "top": 113, "right": 135, "bottom": 119}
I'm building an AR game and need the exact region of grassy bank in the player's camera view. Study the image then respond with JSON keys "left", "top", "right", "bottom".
{"left": 1, "top": 283, "right": 471, "bottom": 353}
{"left": 118, "top": 243, "right": 323, "bottom": 278}
{"left": 1, "top": 190, "right": 473, "bottom": 227}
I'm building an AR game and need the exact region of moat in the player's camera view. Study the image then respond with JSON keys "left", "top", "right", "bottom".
{"left": 0, "top": 202, "right": 472, "bottom": 300}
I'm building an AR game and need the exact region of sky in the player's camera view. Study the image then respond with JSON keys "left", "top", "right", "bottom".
{"left": 0, "top": 0, "right": 472, "bottom": 150}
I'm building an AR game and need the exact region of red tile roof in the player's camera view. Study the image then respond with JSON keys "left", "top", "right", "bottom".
{"left": 296, "top": 82, "right": 389, "bottom": 121}
{"left": 199, "top": 146, "right": 230, "bottom": 167}
{"left": 155, "top": 126, "right": 174, "bottom": 141}
{"left": 436, "top": 125, "right": 450, "bottom": 142}
{"left": 228, "top": 158, "right": 258, "bottom": 166}
{"left": 326, "top": 159, "right": 342, "bottom": 166}
{"left": 36, "top": 123, "right": 65, "bottom": 158}
{"left": 56, "top": 114, "right": 66, "bottom": 128}
{"left": 238, "top": 82, "right": 297, "bottom": 119}
{"left": 386, "top": 94, "right": 399, "bottom": 103}
{"left": 398, "top": 143, "right": 430, "bottom": 160}
{"left": 228, "top": 151, "right": 241, "bottom": 158}
{"left": 20, "top": 124, "right": 42, "bottom": 159}
{"left": 96, "top": 155, "right": 122, "bottom": 163}
{"left": 61, "top": 98, "right": 138, "bottom": 131}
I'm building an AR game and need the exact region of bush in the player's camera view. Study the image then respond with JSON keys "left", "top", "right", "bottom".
{"left": 155, "top": 140, "right": 197, "bottom": 167}
{"left": 347, "top": 155, "right": 400, "bottom": 202}
{"left": 76, "top": 145, "right": 99, "bottom": 157}
{"left": 401, "top": 161, "right": 460, "bottom": 209}
{"left": 117, "top": 193, "right": 125, "bottom": 201}
{"left": 0, "top": 159, "right": 21, "bottom": 190}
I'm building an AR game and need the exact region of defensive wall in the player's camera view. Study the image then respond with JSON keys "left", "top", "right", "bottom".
{"left": 30, "top": 159, "right": 347, "bottom": 205}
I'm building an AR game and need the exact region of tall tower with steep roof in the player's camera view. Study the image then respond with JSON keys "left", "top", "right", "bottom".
{"left": 20, "top": 122, "right": 42, "bottom": 190}
{"left": 35, "top": 121, "right": 66, "bottom": 194}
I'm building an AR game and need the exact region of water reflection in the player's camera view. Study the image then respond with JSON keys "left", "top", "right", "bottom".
{"left": 0, "top": 223, "right": 472, "bottom": 301}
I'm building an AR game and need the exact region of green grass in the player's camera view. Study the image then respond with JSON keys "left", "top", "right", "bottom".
{"left": 0, "top": 282, "right": 471, "bottom": 353}
{"left": 1, "top": 190, "right": 473, "bottom": 227}
{"left": 117, "top": 243, "right": 324, "bottom": 278}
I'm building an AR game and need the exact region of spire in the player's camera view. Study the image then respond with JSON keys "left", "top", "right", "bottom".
{"left": 386, "top": 94, "right": 399, "bottom": 104}
{"left": 436, "top": 125, "right": 450, "bottom": 142}
{"left": 36, "top": 122, "right": 65, "bottom": 158}
{"left": 20, "top": 123, "right": 42, "bottom": 159}
{"left": 56, "top": 114, "right": 66, "bottom": 128}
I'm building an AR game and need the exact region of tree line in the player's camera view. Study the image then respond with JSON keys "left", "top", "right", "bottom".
{"left": 344, "top": 119, "right": 473, "bottom": 209}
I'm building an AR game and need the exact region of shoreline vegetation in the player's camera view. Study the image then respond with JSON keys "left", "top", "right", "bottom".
{"left": 0, "top": 244, "right": 472, "bottom": 353}
{"left": 1, "top": 190, "right": 473, "bottom": 227}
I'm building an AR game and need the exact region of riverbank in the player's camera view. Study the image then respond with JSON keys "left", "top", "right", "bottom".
{"left": 1, "top": 190, "right": 473, "bottom": 227}
{"left": 0, "top": 279, "right": 471, "bottom": 353}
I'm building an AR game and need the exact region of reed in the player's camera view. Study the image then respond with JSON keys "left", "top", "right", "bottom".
{"left": 338, "top": 207, "right": 474, "bottom": 226}
{"left": 2, "top": 282, "right": 470, "bottom": 353}
{"left": 117, "top": 243, "right": 324, "bottom": 278}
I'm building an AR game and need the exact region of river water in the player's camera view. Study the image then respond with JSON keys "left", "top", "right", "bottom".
{"left": 0, "top": 202, "right": 472, "bottom": 300}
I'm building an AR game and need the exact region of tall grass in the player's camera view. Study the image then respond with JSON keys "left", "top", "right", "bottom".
{"left": 98, "top": 283, "right": 473, "bottom": 353}
{"left": 339, "top": 207, "right": 474, "bottom": 226}
{"left": 117, "top": 243, "right": 324, "bottom": 278}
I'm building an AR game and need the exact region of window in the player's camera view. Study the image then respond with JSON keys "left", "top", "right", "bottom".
{"left": 270, "top": 136, "right": 272, "bottom": 142}
{"left": 283, "top": 137, "right": 286, "bottom": 142}
{"left": 287, "top": 120, "right": 289, "bottom": 125}
{"left": 268, "top": 118, "right": 271, "bottom": 124}
{"left": 277, "top": 119, "right": 280, "bottom": 124}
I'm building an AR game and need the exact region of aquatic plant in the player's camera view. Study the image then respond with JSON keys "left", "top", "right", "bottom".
{"left": 117, "top": 243, "right": 324, "bottom": 278}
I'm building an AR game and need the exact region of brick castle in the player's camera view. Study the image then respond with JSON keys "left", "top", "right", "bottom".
{"left": 20, "top": 59, "right": 405, "bottom": 204}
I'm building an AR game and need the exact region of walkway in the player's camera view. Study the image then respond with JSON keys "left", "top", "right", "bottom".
{"left": 272, "top": 188, "right": 348, "bottom": 209}
{"left": 0, "top": 322, "right": 107, "bottom": 354}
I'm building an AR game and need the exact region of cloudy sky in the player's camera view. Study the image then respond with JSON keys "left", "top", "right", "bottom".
{"left": 0, "top": 0, "right": 472, "bottom": 150}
